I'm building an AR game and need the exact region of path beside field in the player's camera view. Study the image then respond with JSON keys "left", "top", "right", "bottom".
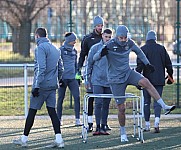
{"left": 0, "top": 114, "right": 180, "bottom": 120}
{"left": 0, "top": 76, "right": 33, "bottom": 87}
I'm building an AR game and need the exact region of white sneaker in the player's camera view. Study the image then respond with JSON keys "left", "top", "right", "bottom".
{"left": 75, "top": 119, "right": 82, "bottom": 126}
{"left": 13, "top": 138, "right": 27, "bottom": 147}
{"left": 45, "top": 140, "right": 64, "bottom": 148}
{"left": 121, "top": 134, "right": 129, "bottom": 142}
{"left": 164, "top": 105, "right": 176, "bottom": 115}
{"left": 143, "top": 125, "right": 150, "bottom": 132}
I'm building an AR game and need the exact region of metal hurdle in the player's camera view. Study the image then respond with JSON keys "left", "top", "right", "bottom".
{"left": 82, "top": 93, "right": 144, "bottom": 143}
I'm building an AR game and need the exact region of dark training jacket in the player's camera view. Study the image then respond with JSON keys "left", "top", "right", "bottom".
{"left": 78, "top": 29, "right": 102, "bottom": 70}
{"left": 136, "top": 40, "right": 173, "bottom": 86}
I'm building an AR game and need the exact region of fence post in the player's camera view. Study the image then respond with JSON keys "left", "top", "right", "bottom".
{"left": 176, "top": 0, "right": 180, "bottom": 107}
{"left": 24, "top": 64, "right": 28, "bottom": 117}
{"left": 68, "top": 0, "right": 74, "bottom": 109}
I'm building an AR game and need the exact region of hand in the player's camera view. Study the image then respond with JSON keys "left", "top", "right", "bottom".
{"left": 75, "top": 72, "right": 82, "bottom": 86}
{"left": 145, "top": 64, "right": 155, "bottom": 73}
{"left": 166, "top": 74, "right": 174, "bottom": 84}
{"left": 32, "top": 88, "right": 39, "bottom": 97}
{"left": 59, "top": 79, "right": 65, "bottom": 87}
{"left": 84, "top": 81, "right": 91, "bottom": 90}
{"left": 136, "top": 85, "right": 142, "bottom": 90}
{"left": 100, "top": 46, "right": 109, "bottom": 57}
{"left": 77, "top": 70, "right": 81, "bottom": 76}
{"left": 75, "top": 72, "right": 82, "bottom": 80}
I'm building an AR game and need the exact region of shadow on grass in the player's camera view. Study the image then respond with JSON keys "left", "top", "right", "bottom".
{"left": 0, "top": 118, "right": 181, "bottom": 150}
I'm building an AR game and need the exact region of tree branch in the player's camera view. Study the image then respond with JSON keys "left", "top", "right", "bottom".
{"left": 30, "top": 0, "right": 51, "bottom": 21}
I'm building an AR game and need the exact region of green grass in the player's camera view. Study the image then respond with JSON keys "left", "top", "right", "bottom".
{"left": 0, "top": 84, "right": 180, "bottom": 116}
{"left": 0, "top": 46, "right": 180, "bottom": 116}
{"left": 0, "top": 50, "right": 34, "bottom": 64}
{"left": 0, "top": 68, "right": 34, "bottom": 78}
{"left": 0, "top": 117, "right": 181, "bottom": 149}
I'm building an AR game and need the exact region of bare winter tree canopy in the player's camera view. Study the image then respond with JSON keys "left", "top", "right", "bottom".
{"left": 0, "top": 0, "right": 50, "bottom": 57}
{"left": 0, "top": 0, "right": 179, "bottom": 57}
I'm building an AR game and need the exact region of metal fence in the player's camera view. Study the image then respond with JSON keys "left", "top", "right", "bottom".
{"left": 0, "top": 63, "right": 180, "bottom": 116}
{"left": 0, "top": 0, "right": 180, "bottom": 116}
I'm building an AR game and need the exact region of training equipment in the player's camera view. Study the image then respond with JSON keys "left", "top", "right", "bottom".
{"left": 81, "top": 92, "right": 144, "bottom": 143}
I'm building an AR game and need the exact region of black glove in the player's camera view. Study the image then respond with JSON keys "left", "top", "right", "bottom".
{"left": 136, "top": 85, "right": 142, "bottom": 90}
{"left": 59, "top": 79, "right": 65, "bottom": 87}
{"left": 166, "top": 74, "right": 174, "bottom": 84}
{"left": 32, "top": 88, "right": 39, "bottom": 97}
{"left": 100, "top": 46, "right": 109, "bottom": 57}
{"left": 145, "top": 64, "right": 155, "bottom": 73}
{"left": 76, "top": 69, "right": 81, "bottom": 75}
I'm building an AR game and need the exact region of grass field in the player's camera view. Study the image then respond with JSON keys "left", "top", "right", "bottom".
{"left": 0, "top": 84, "right": 180, "bottom": 116}
{"left": 0, "top": 46, "right": 181, "bottom": 149}
{"left": 0, "top": 115, "right": 181, "bottom": 150}
{"left": 0, "top": 45, "right": 180, "bottom": 116}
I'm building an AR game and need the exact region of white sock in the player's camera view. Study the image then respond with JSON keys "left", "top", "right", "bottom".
{"left": 120, "top": 126, "right": 126, "bottom": 135}
{"left": 55, "top": 133, "right": 63, "bottom": 143}
{"left": 154, "top": 117, "right": 160, "bottom": 127}
{"left": 21, "top": 135, "right": 28, "bottom": 143}
{"left": 75, "top": 118, "right": 81, "bottom": 124}
{"left": 145, "top": 121, "right": 150, "bottom": 127}
{"left": 88, "top": 116, "right": 93, "bottom": 123}
{"left": 157, "top": 98, "right": 166, "bottom": 109}
{"left": 157, "top": 98, "right": 172, "bottom": 110}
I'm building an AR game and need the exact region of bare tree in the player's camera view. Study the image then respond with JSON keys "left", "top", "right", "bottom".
{"left": 0, "top": 0, "right": 50, "bottom": 57}
{"left": 0, "top": 4, "right": 20, "bottom": 53}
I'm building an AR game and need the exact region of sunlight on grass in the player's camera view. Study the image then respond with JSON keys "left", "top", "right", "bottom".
{"left": 0, "top": 51, "right": 34, "bottom": 63}
{"left": 0, "top": 118, "right": 180, "bottom": 150}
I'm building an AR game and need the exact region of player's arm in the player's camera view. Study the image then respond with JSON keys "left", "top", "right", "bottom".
{"left": 78, "top": 37, "right": 89, "bottom": 70}
{"left": 34, "top": 46, "right": 46, "bottom": 88}
{"left": 93, "top": 45, "right": 108, "bottom": 61}
{"left": 58, "top": 50, "right": 64, "bottom": 81}
{"left": 132, "top": 43, "right": 154, "bottom": 73}
{"left": 136, "top": 57, "right": 144, "bottom": 73}
{"left": 84, "top": 47, "right": 95, "bottom": 89}
{"left": 136, "top": 46, "right": 145, "bottom": 73}
{"left": 132, "top": 44, "right": 149, "bottom": 65}
{"left": 164, "top": 46, "right": 173, "bottom": 76}
{"left": 163, "top": 46, "right": 174, "bottom": 83}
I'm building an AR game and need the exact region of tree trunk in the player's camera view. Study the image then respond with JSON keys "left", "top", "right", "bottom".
{"left": 12, "top": 26, "right": 20, "bottom": 53}
{"left": 19, "top": 20, "right": 31, "bottom": 57}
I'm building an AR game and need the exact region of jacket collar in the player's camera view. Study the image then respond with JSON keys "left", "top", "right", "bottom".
{"left": 146, "top": 39, "right": 156, "bottom": 44}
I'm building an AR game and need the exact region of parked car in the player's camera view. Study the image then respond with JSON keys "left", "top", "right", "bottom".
{"left": 172, "top": 39, "right": 181, "bottom": 55}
